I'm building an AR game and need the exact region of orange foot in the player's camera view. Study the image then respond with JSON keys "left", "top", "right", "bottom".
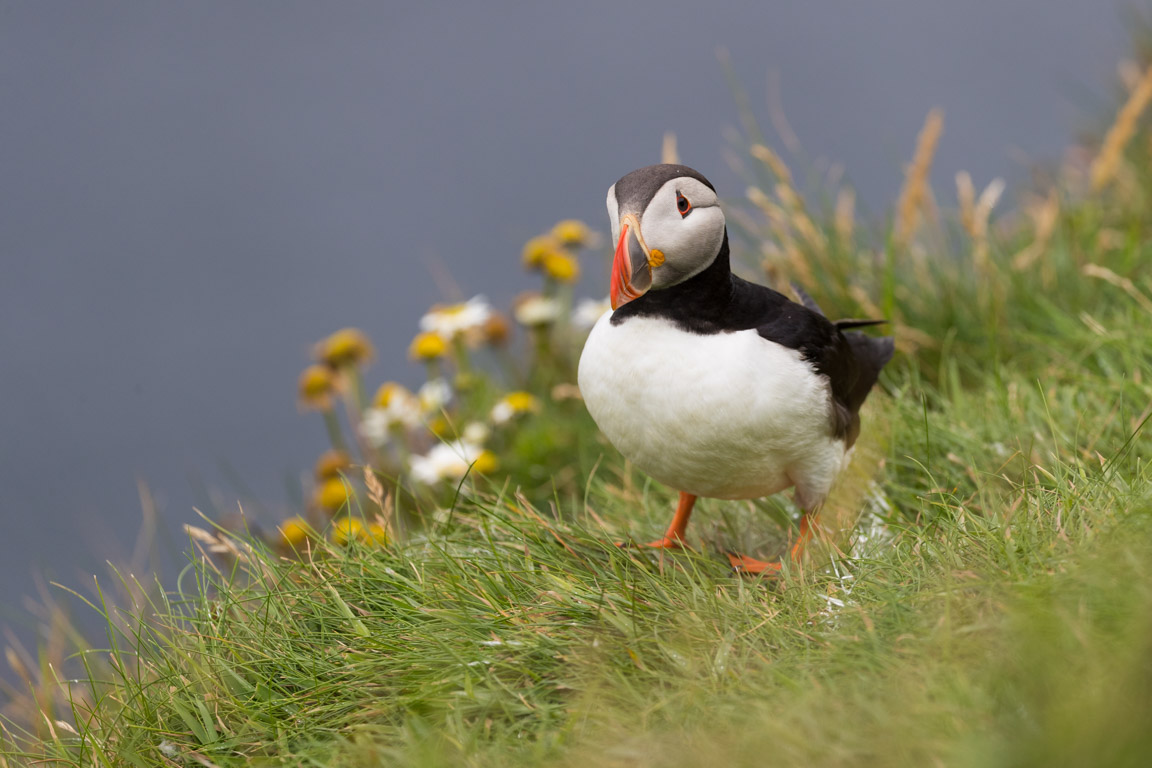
{"left": 617, "top": 536, "right": 687, "bottom": 550}
{"left": 726, "top": 552, "right": 784, "bottom": 575}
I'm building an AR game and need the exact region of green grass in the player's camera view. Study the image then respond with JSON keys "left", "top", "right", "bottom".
{"left": 5, "top": 66, "right": 1152, "bottom": 768}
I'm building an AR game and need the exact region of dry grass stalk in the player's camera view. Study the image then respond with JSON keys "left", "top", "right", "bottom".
{"left": 847, "top": 284, "right": 934, "bottom": 354}
{"left": 775, "top": 183, "right": 826, "bottom": 252}
{"left": 894, "top": 109, "right": 944, "bottom": 247}
{"left": 747, "top": 186, "right": 813, "bottom": 284}
{"left": 661, "top": 131, "right": 679, "bottom": 165}
{"left": 363, "top": 465, "right": 395, "bottom": 541}
{"left": 849, "top": 285, "right": 884, "bottom": 319}
{"left": 974, "top": 178, "right": 1005, "bottom": 232}
{"left": 1094, "top": 228, "right": 1127, "bottom": 253}
{"left": 766, "top": 69, "right": 803, "bottom": 154}
{"left": 1011, "top": 190, "right": 1060, "bottom": 272}
{"left": 834, "top": 187, "right": 856, "bottom": 245}
{"left": 957, "top": 174, "right": 1005, "bottom": 274}
{"left": 1082, "top": 263, "right": 1152, "bottom": 314}
{"left": 750, "top": 143, "right": 793, "bottom": 184}
{"left": 1119, "top": 60, "right": 1144, "bottom": 92}
{"left": 749, "top": 145, "right": 826, "bottom": 256}
{"left": 1091, "top": 62, "right": 1152, "bottom": 191}
{"left": 956, "top": 172, "right": 976, "bottom": 235}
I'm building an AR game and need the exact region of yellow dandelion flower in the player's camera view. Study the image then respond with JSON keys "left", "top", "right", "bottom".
{"left": 314, "top": 450, "right": 352, "bottom": 480}
{"left": 409, "top": 331, "right": 448, "bottom": 361}
{"left": 522, "top": 235, "right": 562, "bottom": 269}
{"left": 330, "top": 517, "right": 364, "bottom": 546}
{"left": 363, "top": 523, "right": 389, "bottom": 546}
{"left": 507, "top": 391, "right": 538, "bottom": 411}
{"left": 542, "top": 251, "right": 580, "bottom": 283}
{"left": 317, "top": 328, "right": 375, "bottom": 368}
{"left": 551, "top": 219, "right": 590, "bottom": 247}
{"left": 314, "top": 477, "right": 354, "bottom": 512}
{"left": 278, "top": 517, "right": 311, "bottom": 548}
{"left": 298, "top": 365, "right": 335, "bottom": 410}
{"left": 472, "top": 450, "right": 499, "bottom": 475}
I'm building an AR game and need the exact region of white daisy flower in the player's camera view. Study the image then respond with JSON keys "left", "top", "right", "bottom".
{"left": 360, "top": 385, "right": 423, "bottom": 446}
{"left": 462, "top": 421, "right": 491, "bottom": 445}
{"left": 417, "top": 377, "right": 452, "bottom": 413}
{"left": 513, "top": 294, "right": 561, "bottom": 326}
{"left": 360, "top": 409, "right": 392, "bottom": 447}
{"left": 409, "top": 440, "right": 496, "bottom": 485}
{"left": 419, "top": 296, "right": 493, "bottom": 340}
{"left": 573, "top": 297, "right": 612, "bottom": 329}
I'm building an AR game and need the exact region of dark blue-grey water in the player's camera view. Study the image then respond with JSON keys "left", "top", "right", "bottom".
{"left": 0, "top": 1, "right": 1132, "bottom": 641}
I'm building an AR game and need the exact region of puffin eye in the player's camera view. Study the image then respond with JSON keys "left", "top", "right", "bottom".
{"left": 676, "top": 191, "right": 692, "bottom": 217}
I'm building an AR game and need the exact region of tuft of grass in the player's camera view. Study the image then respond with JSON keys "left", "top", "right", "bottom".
{"left": 6, "top": 42, "right": 1152, "bottom": 768}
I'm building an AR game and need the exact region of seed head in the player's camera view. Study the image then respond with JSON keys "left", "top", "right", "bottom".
{"left": 317, "top": 328, "right": 375, "bottom": 368}
{"left": 315, "top": 450, "right": 352, "bottom": 480}
{"left": 298, "top": 365, "right": 335, "bottom": 410}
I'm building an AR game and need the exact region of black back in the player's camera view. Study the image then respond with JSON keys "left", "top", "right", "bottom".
{"left": 611, "top": 235, "right": 894, "bottom": 445}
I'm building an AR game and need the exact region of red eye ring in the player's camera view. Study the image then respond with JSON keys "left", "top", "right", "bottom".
{"left": 676, "top": 191, "right": 692, "bottom": 217}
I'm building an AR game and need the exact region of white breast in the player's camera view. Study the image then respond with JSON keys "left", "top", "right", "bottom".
{"left": 577, "top": 313, "right": 847, "bottom": 502}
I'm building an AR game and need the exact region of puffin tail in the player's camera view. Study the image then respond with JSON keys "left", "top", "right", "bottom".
{"left": 791, "top": 282, "right": 887, "bottom": 331}
{"left": 844, "top": 332, "right": 895, "bottom": 412}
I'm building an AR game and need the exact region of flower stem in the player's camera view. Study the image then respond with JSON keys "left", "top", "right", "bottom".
{"left": 323, "top": 408, "right": 347, "bottom": 451}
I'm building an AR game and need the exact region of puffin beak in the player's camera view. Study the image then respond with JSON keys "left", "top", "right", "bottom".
{"left": 610, "top": 214, "right": 654, "bottom": 309}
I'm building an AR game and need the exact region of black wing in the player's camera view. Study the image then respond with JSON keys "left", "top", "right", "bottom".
{"left": 737, "top": 278, "right": 893, "bottom": 445}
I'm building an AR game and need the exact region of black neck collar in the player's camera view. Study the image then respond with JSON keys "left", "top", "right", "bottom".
{"left": 610, "top": 233, "right": 736, "bottom": 333}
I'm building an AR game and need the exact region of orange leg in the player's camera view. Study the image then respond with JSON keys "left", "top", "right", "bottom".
{"left": 619, "top": 492, "right": 697, "bottom": 549}
{"left": 727, "top": 511, "right": 817, "bottom": 575}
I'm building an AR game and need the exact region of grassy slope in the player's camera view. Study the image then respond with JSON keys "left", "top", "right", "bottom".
{"left": 5, "top": 81, "right": 1152, "bottom": 768}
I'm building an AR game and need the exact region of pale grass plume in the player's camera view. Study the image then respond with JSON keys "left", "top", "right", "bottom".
{"left": 1094, "top": 228, "right": 1127, "bottom": 253}
{"left": 766, "top": 69, "right": 803, "bottom": 154}
{"left": 849, "top": 283, "right": 935, "bottom": 354}
{"left": 363, "top": 464, "right": 394, "bottom": 543}
{"left": 661, "top": 131, "right": 679, "bottom": 164}
{"left": 750, "top": 143, "right": 794, "bottom": 184}
{"left": 834, "top": 187, "right": 855, "bottom": 245}
{"left": 956, "top": 172, "right": 1005, "bottom": 274}
{"left": 774, "top": 182, "right": 825, "bottom": 252}
{"left": 1118, "top": 59, "right": 1145, "bottom": 92}
{"left": 747, "top": 186, "right": 812, "bottom": 284}
{"left": 895, "top": 108, "right": 944, "bottom": 247}
{"left": 956, "top": 171, "right": 976, "bottom": 235}
{"left": 1091, "top": 62, "right": 1152, "bottom": 191}
{"left": 748, "top": 145, "right": 826, "bottom": 256}
{"left": 974, "top": 178, "right": 1005, "bottom": 232}
{"left": 1011, "top": 190, "right": 1060, "bottom": 272}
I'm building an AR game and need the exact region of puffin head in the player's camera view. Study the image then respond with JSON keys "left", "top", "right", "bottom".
{"left": 606, "top": 164, "right": 726, "bottom": 309}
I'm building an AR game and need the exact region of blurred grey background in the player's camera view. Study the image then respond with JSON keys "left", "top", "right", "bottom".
{"left": 0, "top": 1, "right": 1133, "bottom": 635}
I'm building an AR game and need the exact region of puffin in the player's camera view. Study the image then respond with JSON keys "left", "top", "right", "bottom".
{"left": 577, "top": 164, "right": 894, "bottom": 574}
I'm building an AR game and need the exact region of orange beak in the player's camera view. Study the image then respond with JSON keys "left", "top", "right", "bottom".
{"left": 610, "top": 215, "right": 654, "bottom": 309}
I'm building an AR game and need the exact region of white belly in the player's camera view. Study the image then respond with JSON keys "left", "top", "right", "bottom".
{"left": 577, "top": 313, "right": 846, "bottom": 501}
